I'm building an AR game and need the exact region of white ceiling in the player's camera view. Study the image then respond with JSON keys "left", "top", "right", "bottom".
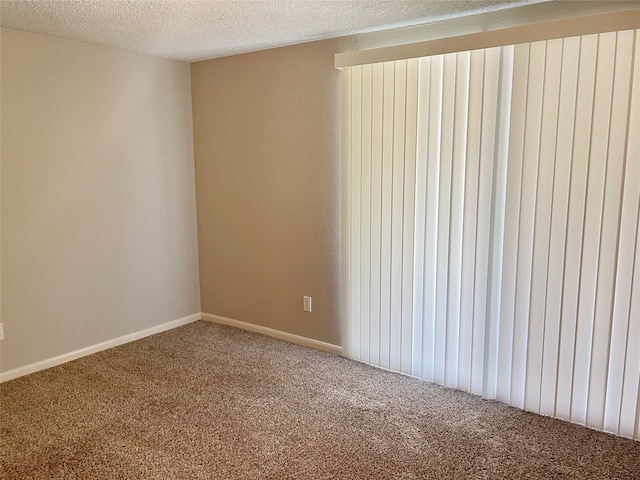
{"left": 0, "top": 0, "right": 546, "bottom": 62}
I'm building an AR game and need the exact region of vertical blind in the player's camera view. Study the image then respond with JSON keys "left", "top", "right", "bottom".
{"left": 342, "top": 29, "right": 640, "bottom": 439}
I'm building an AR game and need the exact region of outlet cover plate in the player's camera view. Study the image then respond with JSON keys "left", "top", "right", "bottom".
{"left": 303, "top": 296, "right": 312, "bottom": 312}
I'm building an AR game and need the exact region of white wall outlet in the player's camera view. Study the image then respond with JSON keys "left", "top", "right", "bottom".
{"left": 303, "top": 296, "right": 312, "bottom": 313}
{"left": 0, "top": 323, "right": 4, "bottom": 341}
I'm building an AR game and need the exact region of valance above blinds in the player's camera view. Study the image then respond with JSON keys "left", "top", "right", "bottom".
{"left": 335, "top": 9, "right": 640, "bottom": 68}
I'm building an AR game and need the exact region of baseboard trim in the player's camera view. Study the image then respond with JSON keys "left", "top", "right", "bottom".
{"left": 201, "top": 313, "right": 342, "bottom": 356}
{"left": 0, "top": 313, "right": 202, "bottom": 383}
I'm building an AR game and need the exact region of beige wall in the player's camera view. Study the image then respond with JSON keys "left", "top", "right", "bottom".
{"left": 192, "top": 39, "right": 343, "bottom": 346}
{"left": 0, "top": 28, "right": 200, "bottom": 372}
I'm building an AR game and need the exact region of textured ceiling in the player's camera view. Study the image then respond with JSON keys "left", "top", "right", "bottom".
{"left": 0, "top": 0, "right": 545, "bottom": 62}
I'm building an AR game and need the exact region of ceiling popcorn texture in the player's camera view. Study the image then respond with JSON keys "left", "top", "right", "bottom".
{"left": 0, "top": 0, "right": 545, "bottom": 62}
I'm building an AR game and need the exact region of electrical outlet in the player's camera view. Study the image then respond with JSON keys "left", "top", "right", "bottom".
{"left": 0, "top": 323, "right": 4, "bottom": 341}
{"left": 303, "top": 296, "right": 312, "bottom": 313}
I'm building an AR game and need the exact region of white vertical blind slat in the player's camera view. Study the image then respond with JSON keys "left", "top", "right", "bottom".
{"left": 350, "top": 66, "right": 363, "bottom": 362}
{"left": 458, "top": 49, "right": 485, "bottom": 392}
{"left": 588, "top": 30, "right": 635, "bottom": 429}
{"left": 369, "top": 63, "right": 384, "bottom": 368}
{"left": 539, "top": 36, "right": 580, "bottom": 418}
{"left": 617, "top": 31, "right": 640, "bottom": 439}
{"left": 379, "top": 61, "right": 395, "bottom": 370}
{"left": 618, "top": 223, "right": 640, "bottom": 439}
{"left": 636, "top": 382, "right": 640, "bottom": 439}
{"left": 496, "top": 42, "right": 529, "bottom": 404}
{"left": 512, "top": 41, "right": 546, "bottom": 409}
{"left": 484, "top": 44, "right": 514, "bottom": 399}
{"left": 401, "top": 58, "right": 419, "bottom": 375}
{"left": 390, "top": 60, "right": 407, "bottom": 373}
{"left": 573, "top": 31, "right": 617, "bottom": 425}
{"left": 621, "top": 224, "right": 640, "bottom": 438}
{"left": 605, "top": 31, "right": 638, "bottom": 426}
{"left": 361, "top": 65, "right": 373, "bottom": 365}
{"left": 525, "top": 38, "right": 561, "bottom": 414}
{"left": 555, "top": 34, "right": 599, "bottom": 421}
{"left": 422, "top": 55, "right": 444, "bottom": 382}
{"left": 473, "top": 47, "right": 500, "bottom": 396}
{"left": 434, "top": 54, "right": 456, "bottom": 385}
{"left": 412, "top": 57, "right": 430, "bottom": 378}
{"left": 341, "top": 66, "right": 352, "bottom": 359}
{"left": 446, "top": 51, "right": 470, "bottom": 388}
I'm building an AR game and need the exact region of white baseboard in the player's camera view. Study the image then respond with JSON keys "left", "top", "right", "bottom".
{"left": 201, "top": 313, "right": 342, "bottom": 356}
{"left": 1, "top": 313, "right": 341, "bottom": 383}
{"left": 0, "top": 313, "right": 202, "bottom": 383}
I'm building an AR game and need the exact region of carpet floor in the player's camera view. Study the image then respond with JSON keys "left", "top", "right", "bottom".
{"left": 1, "top": 321, "right": 639, "bottom": 479}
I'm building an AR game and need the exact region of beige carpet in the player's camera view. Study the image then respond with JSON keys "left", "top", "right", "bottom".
{"left": 1, "top": 321, "right": 638, "bottom": 479}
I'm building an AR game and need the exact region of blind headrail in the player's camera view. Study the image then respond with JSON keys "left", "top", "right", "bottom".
{"left": 335, "top": 9, "right": 640, "bottom": 68}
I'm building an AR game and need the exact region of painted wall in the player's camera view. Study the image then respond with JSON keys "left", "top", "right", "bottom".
{"left": 191, "top": 39, "right": 343, "bottom": 346}
{"left": 0, "top": 28, "right": 200, "bottom": 373}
